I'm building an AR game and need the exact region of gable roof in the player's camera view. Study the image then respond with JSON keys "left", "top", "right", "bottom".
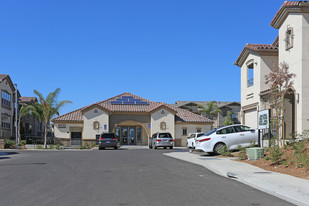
{"left": 234, "top": 42, "right": 278, "bottom": 67}
{"left": 53, "top": 92, "right": 213, "bottom": 123}
{"left": 271, "top": 1, "right": 309, "bottom": 29}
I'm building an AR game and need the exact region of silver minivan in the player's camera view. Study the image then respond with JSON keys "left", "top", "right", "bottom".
{"left": 149, "top": 132, "right": 174, "bottom": 149}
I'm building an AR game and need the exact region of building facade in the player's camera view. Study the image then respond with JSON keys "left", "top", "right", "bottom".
{"left": 235, "top": 1, "right": 309, "bottom": 137}
{"left": 0, "top": 74, "right": 17, "bottom": 140}
{"left": 175, "top": 101, "right": 241, "bottom": 128}
{"left": 52, "top": 93, "right": 213, "bottom": 147}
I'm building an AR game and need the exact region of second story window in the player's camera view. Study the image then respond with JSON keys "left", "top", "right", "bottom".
{"left": 247, "top": 63, "right": 254, "bottom": 87}
{"left": 285, "top": 27, "right": 294, "bottom": 50}
{"left": 1, "top": 91, "right": 11, "bottom": 108}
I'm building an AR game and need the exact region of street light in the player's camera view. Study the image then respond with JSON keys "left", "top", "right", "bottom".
{"left": 13, "top": 84, "right": 18, "bottom": 148}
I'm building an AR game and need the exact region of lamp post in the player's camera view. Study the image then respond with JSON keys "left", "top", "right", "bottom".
{"left": 14, "top": 84, "right": 18, "bottom": 148}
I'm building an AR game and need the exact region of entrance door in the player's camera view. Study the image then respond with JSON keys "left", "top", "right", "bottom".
{"left": 121, "top": 127, "right": 128, "bottom": 145}
{"left": 128, "top": 127, "right": 136, "bottom": 145}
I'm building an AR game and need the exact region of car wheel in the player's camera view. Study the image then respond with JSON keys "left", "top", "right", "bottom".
{"left": 213, "top": 143, "right": 226, "bottom": 155}
{"left": 99, "top": 147, "right": 102, "bottom": 150}
{"left": 114, "top": 146, "right": 118, "bottom": 149}
{"left": 192, "top": 143, "right": 195, "bottom": 149}
{"left": 149, "top": 145, "right": 153, "bottom": 149}
{"left": 170, "top": 146, "right": 173, "bottom": 149}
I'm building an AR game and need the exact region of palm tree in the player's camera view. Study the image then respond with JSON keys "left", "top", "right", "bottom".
{"left": 17, "top": 105, "right": 41, "bottom": 144}
{"left": 197, "top": 101, "right": 222, "bottom": 126}
{"left": 34, "top": 88, "right": 72, "bottom": 148}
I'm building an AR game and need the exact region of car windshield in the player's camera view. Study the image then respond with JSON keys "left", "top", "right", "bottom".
{"left": 158, "top": 133, "right": 172, "bottom": 138}
{"left": 203, "top": 129, "right": 217, "bottom": 136}
{"left": 101, "top": 133, "right": 115, "bottom": 138}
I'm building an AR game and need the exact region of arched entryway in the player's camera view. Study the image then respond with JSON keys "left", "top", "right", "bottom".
{"left": 112, "top": 120, "right": 150, "bottom": 145}
{"left": 284, "top": 88, "right": 296, "bottom": 139}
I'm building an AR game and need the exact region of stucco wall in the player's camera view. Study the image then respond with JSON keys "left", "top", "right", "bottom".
{"left": 54, "top": 123, "right": 83, "bottom": 139}
{"left": 83, "top": 107, "right": 109, "bottom": 140}
{"left": 278, "top": 13, "right": 309, "bottom": 132}
{"left": 150, "top": 108, "right": 175, "bottom": 137}
{"left": 175, "top": 123, "right": 212, "bottom": 147}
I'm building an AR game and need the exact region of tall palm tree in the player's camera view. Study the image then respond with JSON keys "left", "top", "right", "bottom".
{"left": 17, "top": 105, "right": 41, "bottom": 144}
{"left": 197, "top": 101, "right": 222, "bottom": 121}
{"left": 34, "top": 88, "right": 72, "bottom": 148}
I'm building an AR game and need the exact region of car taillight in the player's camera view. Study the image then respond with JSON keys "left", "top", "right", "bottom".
{"left": 99, "top": 138, "right": 104, "bottom": 140}
{"left": 112, "top": 138, "right": 117, "bottom": 140}
{"left": 170, "top": 139, "right": 174, "bottom": 142}
{"left": 199, "top": 138, "right": 211, "bottom": 142}
{"left": 156, "top": 139, "right": 162, "bottom": 142}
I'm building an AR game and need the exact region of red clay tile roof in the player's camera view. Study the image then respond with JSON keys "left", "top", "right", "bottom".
{"left": 53, "top": 92, "right": 213, "bottom": 123}
{"left": 234, "top": 43, "right": 278, "bottom": 67}
{"left": 19, "top": 97, "right": 37, "bottom": 102}
{"left": 270, "top": 1, "right": 309, "bottom": 29}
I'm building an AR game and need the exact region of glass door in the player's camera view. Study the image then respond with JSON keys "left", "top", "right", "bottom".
{"left": 129, "top": 127, "right": 136, "bottom": 145}
{"left": 121, "top": 127, "right": 128, "bottom": 145}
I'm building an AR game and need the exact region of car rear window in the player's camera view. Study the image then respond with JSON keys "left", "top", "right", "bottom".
{"left": 203, "top": 129, "right": 216, "bottom": 136}
{"left": 197, "top": 133, "right": 204, "bottom": 137}
{"left": 158, "top": 133, "right": 172, "bottom": 138}
{"left": 101, "top": 133, "right": 115, "bottom": 138}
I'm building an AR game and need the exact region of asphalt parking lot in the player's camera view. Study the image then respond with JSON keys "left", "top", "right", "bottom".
{"left": 0, "top": 149, "right": 293, "bottom": 206}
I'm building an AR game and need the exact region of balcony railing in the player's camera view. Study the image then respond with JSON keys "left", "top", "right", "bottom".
{"left": 247, "top": 78, "right": 254, "bottom": 87}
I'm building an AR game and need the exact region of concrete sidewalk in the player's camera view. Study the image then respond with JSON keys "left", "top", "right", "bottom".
{"left": 165, "top": 151, "right": 309, "bottom": 206}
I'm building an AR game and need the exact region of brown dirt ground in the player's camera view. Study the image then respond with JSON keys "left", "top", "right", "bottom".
{"left": 220, "top": 141, "right": 309, "bottom": 180}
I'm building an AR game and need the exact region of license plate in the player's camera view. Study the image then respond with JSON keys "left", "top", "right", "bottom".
{"left": 106, "top": 141, "right": 110, "bottom": 143}
{"left": 164, "top": 140, "right": 169, "bottom": 142}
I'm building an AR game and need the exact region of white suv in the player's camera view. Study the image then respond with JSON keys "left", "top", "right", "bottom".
{"left": 186, "top": 132, "right": 205, "bottom": 149}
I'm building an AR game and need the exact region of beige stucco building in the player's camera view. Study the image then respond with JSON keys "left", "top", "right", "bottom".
{"left": 234, "top": 1, "right": 309, "bottom": 137}
{"left": 0, "top": 74, "right": 17, "bottom": 140}
{"left": 52, "top": 92, "right": 213, "bottom": 147}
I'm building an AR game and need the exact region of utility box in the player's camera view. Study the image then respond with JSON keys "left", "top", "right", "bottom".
{"left": 246, "top": 147, "right": 264, "bottom": 160}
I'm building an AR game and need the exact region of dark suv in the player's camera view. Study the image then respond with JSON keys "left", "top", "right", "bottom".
{"left": 149, "top": 132, "right": 174, "bottom": 149}
{"left": 99, "top": 133, "right": 118, "bottom": 150}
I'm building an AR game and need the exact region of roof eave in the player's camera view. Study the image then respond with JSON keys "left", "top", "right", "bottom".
{"left": 270, "top": 3, "right": 309, "bottom": 29}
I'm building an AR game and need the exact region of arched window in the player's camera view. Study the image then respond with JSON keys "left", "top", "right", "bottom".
{"left": 93, "top": 121, "right": 99, "bottom": 130}
{"left": 285, "top": 27, "right": 294, "bottom": 50}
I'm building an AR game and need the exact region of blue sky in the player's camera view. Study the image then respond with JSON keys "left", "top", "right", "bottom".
{"left": 1, "top": 0, "right": 285, "bottom": 115}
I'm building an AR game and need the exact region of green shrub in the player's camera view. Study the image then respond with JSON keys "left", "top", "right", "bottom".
{"left": 292, "top": 141, "right": 309, "bottom": 168}
{"left": 220, "top": 145, "right": 231, "bottom": 156}
{"left": 266, "top": 146, "right": 283, "bottom": 163}
{"left": 56, "top": 144, "right": 61, "bottom": 150}
{"left": 49, "top": 145, "right": 54, "bottom": 150}
{"left": 237, "top": 145, "right": 247, "bottom": 160}
{"left": 20, "top": 140, "right": 27, "bottom": 145}
{"left": 6, "top": 140, "right": 16, "bottom": 146}
{"left": 36, "top": 145, "right": 43, "bottom": 149}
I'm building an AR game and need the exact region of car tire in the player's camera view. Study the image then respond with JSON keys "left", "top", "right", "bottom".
{"left": 213, "top": 143, "right": 226, "bottom": 155}
{"left": 114, "top": 146, "right": 118, "bottom": 149}
{"left": 170, "top": 146, "right": 173, "bottom": 149}
{"left": 99, "top": 147, "right": 105, "bottom": 150}
{"left": 149, "top": 145, "right": 153, "bottom": 149}
{"left": 186, "top": 143, "right": 189, "bottom": 148}
{"left": 154, "top": 145, "right": 157, "bottom": 149}
{"left": 192, "top": 143, "right": 195, "bottom": 149}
